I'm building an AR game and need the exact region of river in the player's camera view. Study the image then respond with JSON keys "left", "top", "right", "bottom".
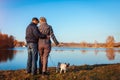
{"left": 0, "top": 47, "right": 120, "bottom": 70}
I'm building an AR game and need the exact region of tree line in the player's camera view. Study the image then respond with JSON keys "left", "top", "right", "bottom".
{"left": 80, "top": 36, "right": 117, "bottom": 48}
{"left": 0, "top": 32, "right": 119, "bottom": 49}
{"left": 0, "top": 32, "right": 25, "bottom": 49}
{"left": 59, "top": 36, "right": 120, "bottom": 48}
{"left": 80, "top": 36, "right": 115, "bottom": 48}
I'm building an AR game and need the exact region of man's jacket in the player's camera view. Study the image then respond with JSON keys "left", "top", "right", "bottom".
{"left": 25, "top": 22, "right": 46, "bottom": 43}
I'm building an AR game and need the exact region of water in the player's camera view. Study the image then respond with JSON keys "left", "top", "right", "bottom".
{"left": 0, "top": 47, "right": 120, "bottom": 70}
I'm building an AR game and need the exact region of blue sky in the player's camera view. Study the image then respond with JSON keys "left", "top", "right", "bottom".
{"left": 0, "top": 0, "right": 120, "bottom": 43}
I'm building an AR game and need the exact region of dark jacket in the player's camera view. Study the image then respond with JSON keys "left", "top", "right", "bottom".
{"left": 38, "top": 22, "right": 59, "bottom": 45}
{"left": 25, "top": 22, "right": 46, "bottom": 43}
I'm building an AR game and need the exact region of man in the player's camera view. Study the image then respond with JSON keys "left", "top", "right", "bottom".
{"left": 38, "top": 17, "right": 59, "bottom": 75}
{"left": 25, "top": 17, "right": 46, "bottom": 75}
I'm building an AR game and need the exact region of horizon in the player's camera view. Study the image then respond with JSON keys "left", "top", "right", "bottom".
{"left": 0, "top": 0, "right": 120, "bottom": 43}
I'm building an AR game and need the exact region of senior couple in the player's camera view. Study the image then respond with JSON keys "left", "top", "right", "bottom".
{"left": 25, "top": 17, "right": 59, "bottom": 75}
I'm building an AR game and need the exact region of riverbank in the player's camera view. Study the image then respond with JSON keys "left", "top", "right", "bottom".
{"left": 0, "top": 63, "right": 120, "bottom": 80}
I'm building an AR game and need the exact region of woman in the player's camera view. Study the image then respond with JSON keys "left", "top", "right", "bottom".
{"left": 38, "top": 17, "right": 59, "bottom": 75}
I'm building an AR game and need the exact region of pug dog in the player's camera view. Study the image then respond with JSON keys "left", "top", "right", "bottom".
{"left": 56, "top": 62, "right": 70, "bottom": 74}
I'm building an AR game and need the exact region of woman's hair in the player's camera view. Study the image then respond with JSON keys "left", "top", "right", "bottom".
{"left": 40, "top": 17, "right": 47, "bottom": 23}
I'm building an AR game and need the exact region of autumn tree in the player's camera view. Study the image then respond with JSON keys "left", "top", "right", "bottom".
{"left": 94, "top": 40, "right": 99, "bottom": 48}
{"left": 17, "top": 41, "right": 26, "bottom": 47}
{"left": 8, "top": 35, "right": 15, "bottom": 48}
{"left": 14, "top": 40, "right": 18, "bottom": 47}
{"left": 80, "top": 41, "right": 88, "bottom": 47}
{"left": 0, "top": 33, "right": 15, "bottom": 49}
{"left": 106, "top": 36, "right": 115, "bottom": 48}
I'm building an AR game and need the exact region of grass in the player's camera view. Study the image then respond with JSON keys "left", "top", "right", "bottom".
{"left": 0, "top": 63, "right": 120, "bottom": 80}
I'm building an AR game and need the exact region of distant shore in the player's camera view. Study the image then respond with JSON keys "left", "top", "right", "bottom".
{"left": 0, "top": 42, "right": 120, "bottom": 50}
{"left": 52, "top": 42, "right": 120, "bottom": 48}
{"left": 0, "top": 63, "right": 120, "bottom": 80}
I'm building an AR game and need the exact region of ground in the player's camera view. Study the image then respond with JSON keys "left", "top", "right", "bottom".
{"left": 0, "top": 63, "right": 120, "bottom": 80}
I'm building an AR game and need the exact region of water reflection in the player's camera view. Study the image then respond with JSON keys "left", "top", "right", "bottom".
{"left": 0, "top": 47, "right": 120, "bottom": 70}
{"left": 94, "top": 48, "right": 99, "bottom": 55}
{"left": 81, "top": 48, "right": 120, "bottom": 60}
{"left": 0, "top": 50, "right": 17, "bottom": 63}
{"left": 0, "top": 48, "right": 117, "bottom": 63}
{"left": 81, "top": 49, "right": 87, "bottom": 54}
{"left": 53, "top": 48, "right": 119, "bottom": 61}
{"left": 79, "top": 48, "right": 117, "bottom": 60}
{"left": 53, "top": 48, "right": 120, "bottom": 61}
{"left": 106, "top": 48, "right": 115, "bottom": 60}
{"left": 53, "top": 47, "right": 119, "bottom": 61}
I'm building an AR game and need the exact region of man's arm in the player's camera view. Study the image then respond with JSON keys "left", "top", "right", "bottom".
{"left": 33, "top": 27, "right": 46, "bottom": 39}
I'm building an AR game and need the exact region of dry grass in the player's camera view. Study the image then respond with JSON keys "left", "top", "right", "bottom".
{"left": 0, "top": 63, "right": 120, "bottom": 80}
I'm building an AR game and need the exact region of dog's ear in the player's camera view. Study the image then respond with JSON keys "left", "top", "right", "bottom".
{"left": 67, "top": 63, "right": 70, "bottom": 67}
{"left": 58, "top": 62, "right": 61, "bottom": 65}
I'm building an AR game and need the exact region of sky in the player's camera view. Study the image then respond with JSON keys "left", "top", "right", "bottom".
{"left": 0, "top": 0, "right": 120, "bottom": 43}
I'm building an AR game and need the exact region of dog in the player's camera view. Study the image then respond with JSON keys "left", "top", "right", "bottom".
{"left": 56, "top": 62, "right": 70, "bottom": 74}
